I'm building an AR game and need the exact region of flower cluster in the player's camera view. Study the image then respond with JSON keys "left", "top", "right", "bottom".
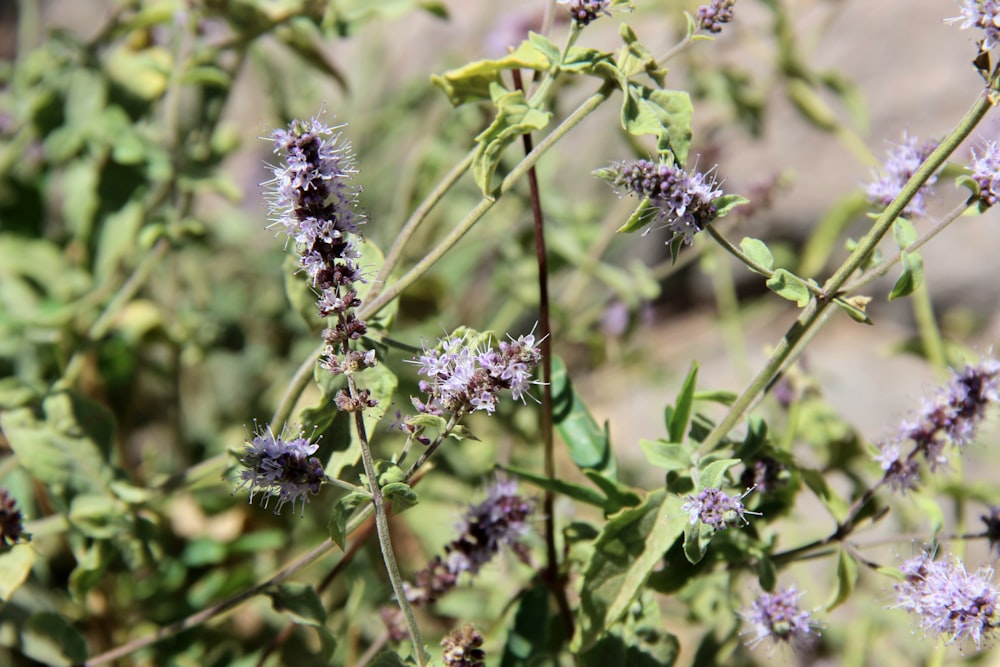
{"left": 948, "top": 1, "right": 1000, "bottom": 52}
{"left": 865, "top": 132, "right": 939, "bottom": 218}
{"left": 410, "top": 331, "right": 542, "bottom": 417}
{"left": 741, "top": 586, "right": 820, "bottom": 652}
{"left": 441, "top": 624, "right": 487, "bottom": 667}
{"left": 403, "top": 478, "right": 534, "bottom": 607}
{"left": 874, "top": 356, "right": 1000, "bottom": 492}
{"left": 894, "top": 553, "right": 1000, "bottom": 650}
{"left": 236, "top": 425, "right": 326, "bottom": 515}
{"left": 697, "top": 0, "right": 736, "bottom": 34}
{"left": 265, "top": 117, "right": 376, "bottom": 390}
{"left": 682, "top": 487, "right": 756, "bottom": 530}
{"left": 603, "top": 158, "right": 725, "bottom": 245}
{"left": 558, "top": 0, "right": 611, "bottom": 27}
{"left": 970, "top": 140, "right": 1000, "bottom": 207}
{"left": 0, "top": 489, "right": 26, "bottom": 549}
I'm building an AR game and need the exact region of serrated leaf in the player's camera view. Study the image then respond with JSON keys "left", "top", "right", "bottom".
{"left": 574, "top": 492, "right": 687, "bottom": 652}
{"left": 888, "top": 251, "right": 923, "bottom": 301}
{"left": 551, "top": 357, "right": 618, "bottom": 480}
{"left": 825, "top": 548, "right": 858, "bottom": 611}
{"left": 766, "top": 268, "right": 812, "bottom": 307}
{"left": 739, "top": 237, "right": 775, "bottom": 274}
{"left": 269, "top": 583, "right": 327, "bottom": 626}
{"left": 668, "top": 362, "right": 699, "bottom": 443}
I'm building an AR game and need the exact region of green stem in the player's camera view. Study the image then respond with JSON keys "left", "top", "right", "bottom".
{"left": 697, "top": 87, "right": 994, "bottom": 453}
{"left": 357, "top": 81, "right": 616, "bottom": 322}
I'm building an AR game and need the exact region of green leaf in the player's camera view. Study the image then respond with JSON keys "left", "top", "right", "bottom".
{"left": 328, "top": 491, "right": 370, "bottom": 550}
{"left": 1, "top": 393, "right": 115, "bottom": 505}
{"left": 472, "top": 83, "right": 552, "bottom": 194}
{"left": 0, "top": 544, "right": 35, "bottom": 602}
{"left": 765, "top": 268, "right": 812, "bottom": 307}
{"left": 713, "top": 194, "right": 749, "bottom": 219}
{"left": 696, "top": 458, "right": 740, "bottom": 489}
{"left": 369, "top": 651, "right": 409, "bottom": 667}
{"left": 800, "top": 468, "right": 849, "bottom": 522}
{"left": 892, "top": 217, "right": 917, "bottom": 249}
{"left": 574, "top": 492, "right": 687, "bottom": 652}
{"left": 431, "top": 33, "right": 555, "bottom": 105}
{"left": 682, "top": 516, "right": 714, "bottom": 564}
{"left": 756, "top": 553, "right": 777, "bottom": 592}
{"left": 551, "top": 356, "right": 618, "bottom": 480}
{"left": 579, "top": 591, "right": 680, "bottom": 667}
{"left": 825, "top": 548, "right": 858, "bottom": 611}
{"left": 621, "top": 84, "right": 693, "bottom": 163}
{"left": 615, "top": 197, "right": 656, "bottom": 234}
{"left": 326, "top": 362, "right": 399, "bottom": 480}
{"left": 269, "top": 583, "right": 327, "bottom": 626}
{"left": 382, "top": 482, "right": 419, "bottom": 513}
{"left": 615, "top": 24, "right": 668, "bottom": 84}
{"left": 668, "top": 362, "right": 699, "bottom": 443}
{"left": 21, "top": 612, "right": 88, "bottom": 666}
{"left": 638, "top": 439, "right": 695, "bottom": 472}
{"left": 739, "top": 237, "right": 775, "bottom": 274}
{"left": 500, "top": 584, "right": 552, "bottom": 667}
{"left": 500, "top": 465, "right": 607, "bottom": 508}
{"left": 583, "top": 471, "right": 643, "bottom": 513}
{"left": 887, "top": 251, "right": 923, "bottom": 301}
{"left": 834, "top": 295, "right": 874, "bottom": 324}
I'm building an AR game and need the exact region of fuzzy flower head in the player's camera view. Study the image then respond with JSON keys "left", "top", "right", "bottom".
{"left": 875, "top": 356, "right": 1000, "bottom": 492}
{"left": 894, "top": 552, "right": 1000, "bottom": 650}
{"left": 682, "top": 486, "right": 757, "bottom": 530}
{"left": 0, "top": 489, "right": 26, "bottom": 550}
{"left": 264, "top": 116, "right": 372, "bottom": 377}
{"left": 236, "top": 424, "right": 326, "bottom": 515}
{"left": 697, "top": 0, "right": 736, "bottom": 33}
{"left": 948, "top": 1, "right": 1000, "bottom": 52}
{"left": 404, "top": 477, "right": 534, "bottom": 607}
{"left": 441, "top": 624, "right": 487, "bottom": 667}
{"left": 409, "top": 329, "right": 542, "bottom": 417}
{"left": 558, "top": 0, "right": 612, "bottom": 26}
{"left": 602, "top": 158, "right": 725, "bottom": 245}
{"left": 741, "top": 586, "right": 820, "bottom": 652}
{"left": 865, "top": 133, "right": 939, "bottom": 218}
{"left": 969, "top": 140, "right": 1000, "bottom": 207}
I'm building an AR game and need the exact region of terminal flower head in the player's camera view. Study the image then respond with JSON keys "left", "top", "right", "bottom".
{"left": 236, "top": 424, "right": 326, "bottom": 515}
{"left": 948, "top": 1, "right": 1000, "bottom": 52}
{"left": 741, "top": 586, "right": 820, "bottom": 652}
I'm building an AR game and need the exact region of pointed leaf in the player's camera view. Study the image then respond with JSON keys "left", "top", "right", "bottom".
{"left": 888, "top": 251, "right": 923, "bottom": 301}
{"left": 500, "top": 465, "right": 607, "bottom": 508}
{"left": 825, "top": 548, "right": 858, "bottom": 611}
{"left": 551, "top": 356, "right": 618, "bottom": 480}
{"left": 668, "top": 362, "right": 699, "bottom": 443}
{"left": 269, "top": 583, "right": 327, "bottom": 626}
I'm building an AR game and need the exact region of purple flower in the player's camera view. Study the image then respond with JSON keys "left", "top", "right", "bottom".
{"left": 682, "top": 487, "right": 756, "bottom": 530}
{"left": 404, "top": 478, "right": 534, "bottom": 607}
{"left": 410, "top": 331, "right": 542, "bottom": 417}
{"left": 558, "top": 0, "right": 611, "bottom": 27}
{"left": 894, "top": 553, "right": 1000, "bottom": 650}
{"left": 236, "top": 425, "right": 326, "bottom": 515}
{"left": 441, "top": 624, "right": 486, "bottom": 667}
{"left": 970, "top": 139, "right": 1000, "bottom": 207}
{"left": 741, "top": 586, "right": 819, "bottom": 652}
{"left": 865, "top": 133, "right": 939, "bottom": 218}
{"left": 0, "top": 489, "right": 26, "bottom": 549}
{"left": 264, "top": 116, "right": 372, "bottom": 381}
{"left": 875, "top": 356, "right": 1000, "bottom": 492}
{"left": 602, "top": 158, "right": 725, "bottom": 245}
{"left": 948, "top": 1, "right": 1000, "bottom": 51}
{"left": 697, "top": 0, "right": 736, "bottom": 34}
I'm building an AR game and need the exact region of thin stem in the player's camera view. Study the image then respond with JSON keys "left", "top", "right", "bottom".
{"left": 512, "top": 68, "right": 573, "bottom": 637}
{"left": 697, "top": 86, "right": 995, "bottom": 453}
{"left": 357, "top": 81, "right": 616, "bottom": 323}
{"left": 347, "top": 376, "right": 428, "bottom": 666}
{"left": 368, "top": 149, "right": 476, "bottom": 302}
{"left": 57, "top": 239, "right": 170, "bottom": 390}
